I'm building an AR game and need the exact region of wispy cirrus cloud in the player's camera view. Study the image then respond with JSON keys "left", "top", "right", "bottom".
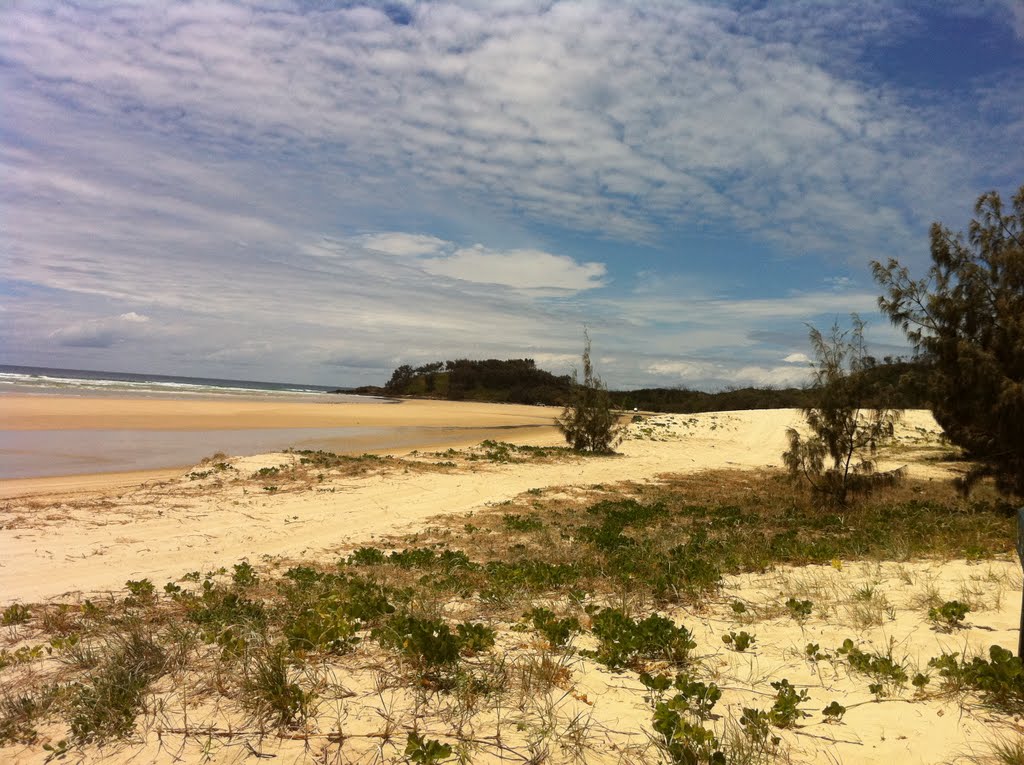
{"left": 4, "top": 0, "right": 1009, "bottom": 255}
{"left": 0, "top": 1, "right": 1020, "bottom": 388}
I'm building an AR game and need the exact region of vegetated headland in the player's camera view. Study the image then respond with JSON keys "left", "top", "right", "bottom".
{"left": 354, "top": 356, "right": 932, "bottom": 412}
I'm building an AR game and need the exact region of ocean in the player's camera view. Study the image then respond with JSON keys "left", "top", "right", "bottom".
{"left": 0, "top": 364, "right": 356, "bottom": 401}
{"left": 0, "top": 365, "right": 404, "bottom": 479}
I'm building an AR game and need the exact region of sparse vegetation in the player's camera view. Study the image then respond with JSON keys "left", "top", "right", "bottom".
{"left": 0, "top": 467, "right": 1016, "bottom": 761}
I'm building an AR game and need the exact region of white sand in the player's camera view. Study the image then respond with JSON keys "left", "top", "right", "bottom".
{"left": 0, "top": 408, "right": 949, "bottom": 603}
{"left": 2, "top": 405, "right": 1014, "bottom": 765}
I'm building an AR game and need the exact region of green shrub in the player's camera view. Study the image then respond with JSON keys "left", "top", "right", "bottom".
{"left": 527, "top": 608, "right": 581, "bottom": 648}
{"left": 556, "top": 332, "right": 624, "bottom": 453}
{"left": 405, "top": 731, "right": 453, "bottom": 764}
{"left": 586, "top": 609, "right": 696, "bottom": 670}
{"left": 838, "top": 639, "right": 908, "bottom": 697}
{"left": 68, "top": 632, "right": 166, "bottom": 743}
{"left": 283, "top": 602, "right": 359, "bottom": 655}
{"left": 373, "top": 615, "right": 462, "bottom": 671}
{"left": 929, "top": 645, "right": 1024, "bottom": 712}
{"left": 2, "top": 604, "right": 31, "bottom": 627}
{"left": 928, "top": 600, "right": 970, "bottom": 630}
{"left": 722, "top": 630, "right": 755, "bottom": 652}
{"left": 767, "top": 679, "right": 810, "bottom": 727}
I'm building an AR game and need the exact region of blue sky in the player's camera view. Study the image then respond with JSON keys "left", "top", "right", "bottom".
{"left": 1, "top": 1, "right": 1022, "bottom": 389}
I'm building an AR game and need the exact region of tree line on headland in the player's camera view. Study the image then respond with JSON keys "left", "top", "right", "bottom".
{"left": 352, "top": 355, "right": 932, "bottom": 413}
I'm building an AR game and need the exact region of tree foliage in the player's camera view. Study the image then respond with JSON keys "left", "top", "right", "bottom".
{"left": 872, "top": 184, "right": 1024, "bottom": 496}
{"left": 382, "top": 359, "right": 571, "bottom": 404}
{"left": 557, "top": 332, "right": 624, "bottom": 453}
{"left": 782, "top": 316, "right": 904, "bottom": 506}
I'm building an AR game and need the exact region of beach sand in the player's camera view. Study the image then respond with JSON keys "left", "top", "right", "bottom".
{"left": 0, "top": 404, "right": 956, "bottom": 604}
{"left": 1, "top": 403, "right": 1016, "bottom": 765}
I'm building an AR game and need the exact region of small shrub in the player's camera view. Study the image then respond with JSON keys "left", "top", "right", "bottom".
{"left": 347, "top": 547, "right": 387, "bottom": 566}
{"left": 722, "top": 630, "right": 756, "bottom": 652}
{"left": 585, "top": 609, "right": 696, "bottom": 670}
{"left": 767, "top": 679, "right": 810, "bottom": 728}
{"left": 556, "top": 332, "right": 624, "bottom": 453}
{"left": 123, "top": 579, "right": 156, "bottom": 607}
{"left": 283, "top": 603, "right": 359, "bottom": 655}
{"left": 929, "top": 645, "right": 1024, "bottom": 712}
{"left": 1, "top": 604, "right": 31, "bottom": 627}
{"left": 455, "top": 622, "right": 496, "bottom": 655}
{"left": 822, "top": 701, "right": 846, "bottom": 722}
{"left": 785, "top": 598, "right": 812, "bottom": 620}
{"left": 838, "top": 638, "right": 908, "bottom": 697}
{"left": 652, "top": 705, "right": 725, "bottom": 765}
{"left": 739, "top": 708, "right": 781, "bottom": 747}
{"left": 928, "top": 600, "right": 970, "bottom": 630}
{"left": 232, "top": 561, "right": 258, "bottom": 588}
{"left": 373, "top": 615, "right": 462, "bottom": 673}
{"left": 527, "top": 608, "right": 581, "bottom": 648}
{"left": 782, "top": 315, "right": 904, "bottom": 506}
{"left": 405, "top": 731, "right": 453, "bottom": 764}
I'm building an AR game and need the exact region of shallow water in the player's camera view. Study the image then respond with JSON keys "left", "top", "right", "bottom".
{"left": 0, "top": 424, "right": 532, "bottom": 479}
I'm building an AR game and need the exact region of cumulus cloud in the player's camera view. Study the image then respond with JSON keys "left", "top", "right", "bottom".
{"left": 49, "top": 312, "right": 152, "bottom": 348}
{"left": 351, "top": 234, "right": 607, "bottom": 292}
{"left": 420, "top": 246, "right": 606, "bottom": 292}
{"left": 783, "top": 352, "right": 811, "bottom": 364}
{"left": 359, "top": 233, "right": 448, "bottom": 257}
{"left": 646, "top": 358, "right": 812, "bottom": 389}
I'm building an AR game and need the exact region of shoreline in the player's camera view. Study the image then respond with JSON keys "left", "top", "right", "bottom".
{"left": 0, "top": 395, "right": 563, "bottom": 483}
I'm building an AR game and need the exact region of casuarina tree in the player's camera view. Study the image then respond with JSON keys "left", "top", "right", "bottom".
{"left": 872, "top": 184, "right": 1024, "bottom": 496}
{"left": 557, "top": 332, "right": 623, "bottom": 453}
{"left": 782, "top": 315, "right": 904, "bottom": 506}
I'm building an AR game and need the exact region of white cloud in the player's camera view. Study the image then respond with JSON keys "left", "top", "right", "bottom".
{"left": 783, "top": 352, "right": 811, "bottom": 364}
{"left": 2, "top": 0, "right": 1013, "bottom": 261}
{"left": 48, "top": 313, "right": 152, "bottom": 348}
{"left": 421, "top": 246, "right": 606, "bottom": 292}
{"left": 359, "top": 233, "right": 448, "bottom": 257}
{"left": 646, "top": 358, "right": 811, "bottom": 389}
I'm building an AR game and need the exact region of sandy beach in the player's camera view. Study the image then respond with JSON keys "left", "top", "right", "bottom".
{"left": 0, "top": 395, "right": 563, "bottom": 432}
{"left": 0, "top": 402, "right": 1018, "bottom": 765}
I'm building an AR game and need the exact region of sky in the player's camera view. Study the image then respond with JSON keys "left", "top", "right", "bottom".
{"left": 2, "top": 1, "right": 1022, "bottom": 390}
